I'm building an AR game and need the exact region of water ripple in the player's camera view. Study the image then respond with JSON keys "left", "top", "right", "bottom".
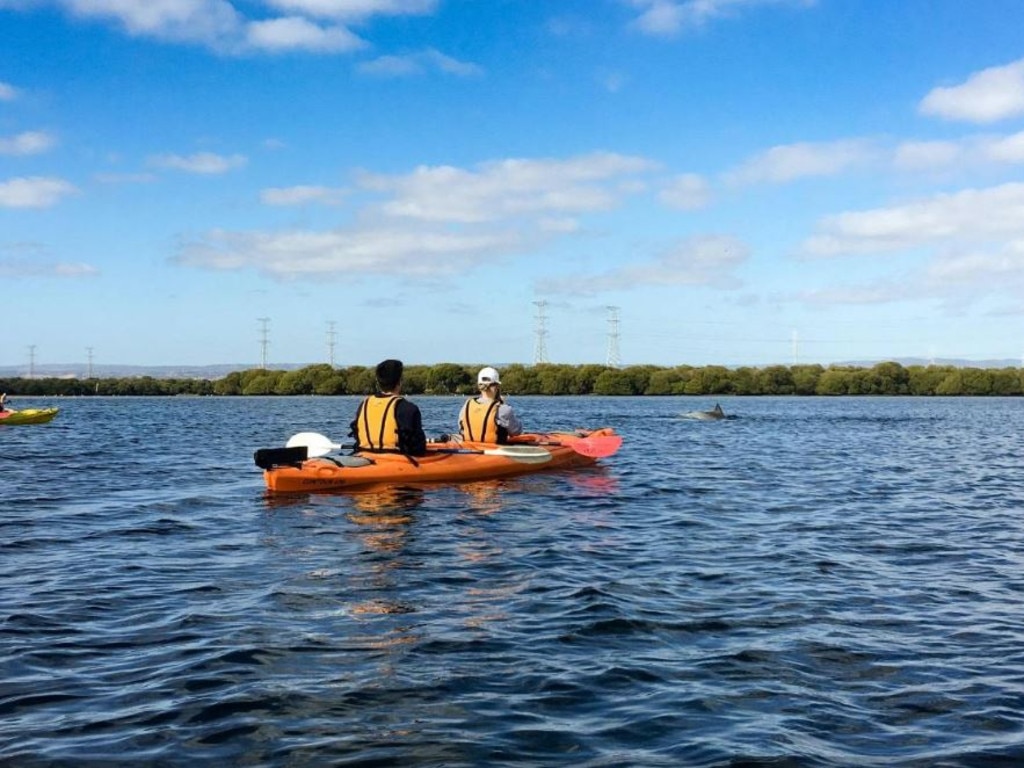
{"left": 4, "top": 397, "right": 1024, "bottom": 765}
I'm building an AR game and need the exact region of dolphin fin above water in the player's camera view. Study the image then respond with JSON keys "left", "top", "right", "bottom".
{"left": 681, "top": 403, "right": 729, "bottom": 420}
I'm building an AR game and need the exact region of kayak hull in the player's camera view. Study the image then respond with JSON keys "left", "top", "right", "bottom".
{"left": 261, "top": 427, "right": 617, "bottom": 494}
{"left": 0, "top": 407, "right": 59, "bottom": 426}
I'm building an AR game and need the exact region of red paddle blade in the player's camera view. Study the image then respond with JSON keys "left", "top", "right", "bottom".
{"left": 568, "top": 435, "right": 622, "bottom": 458}
{"left": 514, "top": 431, "right": 623, "bottom": 458}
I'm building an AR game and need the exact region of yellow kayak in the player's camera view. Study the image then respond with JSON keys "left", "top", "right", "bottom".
{"left": 0, "top": 407, "right": 60, "bottom": 426}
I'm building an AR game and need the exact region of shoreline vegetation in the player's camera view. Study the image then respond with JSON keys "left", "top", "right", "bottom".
{"left": 2, "top": 361, "right": 1024, "bottom": 397}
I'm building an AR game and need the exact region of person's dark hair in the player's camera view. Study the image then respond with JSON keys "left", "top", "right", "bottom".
{"left": 375, "top": 359, "right": 404, "bottom": 392}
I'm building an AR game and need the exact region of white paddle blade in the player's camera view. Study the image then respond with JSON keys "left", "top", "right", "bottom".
{"left": 286, "top": 431, "right": 341, "bottom": 458}
{"left": 485, "top": 446, "right": 552, "bottom": 464}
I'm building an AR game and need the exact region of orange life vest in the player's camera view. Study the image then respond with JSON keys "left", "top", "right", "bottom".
{"left": 355, "top": 394, "right": 401, "bottom": 451}
{"left": 459, "top": 397, "right": 502, "bottom": 443}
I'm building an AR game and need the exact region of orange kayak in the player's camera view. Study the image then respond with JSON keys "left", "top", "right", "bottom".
{"left": 257, "top": 427, "right": 619, "bottom": 494}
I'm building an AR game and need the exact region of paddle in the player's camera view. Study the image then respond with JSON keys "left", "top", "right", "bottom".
{"left": 558, "top": 434, "right": 622, "bottom": 458}
{"left": 526, "top": 433, "right": 623, "bottom": 458}
{"left": 286, "top": 431, "right": 342, "bottom": 457}
{"left": 285, "top": 432, "right": 552, "bottom": 464}
{"left": 428, "top": 445, "right": 552, "bottom": 464}
{"left": 254, "top": 446, "right": 307, "bottom": 469}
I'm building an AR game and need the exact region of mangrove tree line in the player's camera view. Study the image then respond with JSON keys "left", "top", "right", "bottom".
{"left": 2, "top": 361, "right": 1024, "bottom": 397}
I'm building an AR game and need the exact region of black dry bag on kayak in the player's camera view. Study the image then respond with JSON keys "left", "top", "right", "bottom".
{"left": 254, "top": 446, "right": 307, "bottom": 469}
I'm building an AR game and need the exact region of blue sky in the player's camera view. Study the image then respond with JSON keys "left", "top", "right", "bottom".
{"left": 3, "top": 0, "right": 1024, "bottom": 370}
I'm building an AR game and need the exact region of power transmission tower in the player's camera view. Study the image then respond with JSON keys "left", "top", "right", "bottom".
{"left": 258, "top": 317, "right": 270, "bottom": 369}
{"left": 86, "top": 347, "right": 94, "bottom": 379}
{"left": 27, "top": 345, "right": 36, "bottom": 379}
{"left": 606, "top": 306, "right": 621, "bottom": 368}
{"left": 327, "top": 321, "right": 337, "bottom": 366}
{"left": 791, "top": 329, "right": 799, "bottom": 365}
{"left": 533, "top": 301, "right": 549, "bottom": 364}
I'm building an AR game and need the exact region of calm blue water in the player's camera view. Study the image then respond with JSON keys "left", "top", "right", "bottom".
{"left": 3, "top": 395, "right": 1024, "bottom": 767}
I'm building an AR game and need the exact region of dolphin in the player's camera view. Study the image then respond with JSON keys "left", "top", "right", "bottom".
{"left": 681, "top": 403, "right": 728, "bottom": 420}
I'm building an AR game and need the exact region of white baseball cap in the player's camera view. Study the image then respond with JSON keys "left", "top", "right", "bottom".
{"left": 477, "top": 366, "right": 501, "bottom": 385}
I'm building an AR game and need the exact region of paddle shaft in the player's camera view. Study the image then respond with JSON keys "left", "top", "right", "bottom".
{"left": 284, "top": 431, "right": 551, "bottom": 463}
{"left": 427, "top": 447, "right": 551, "bottom": 464}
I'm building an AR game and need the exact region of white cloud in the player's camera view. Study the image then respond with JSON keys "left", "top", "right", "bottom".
{"left": 892, "top": 140, "right": 961, "bottom": 172}
{"left": 538, "top": 217, "right": 580, "bottom": 233}
{"left": 545, "top": 14, "right": 597, "bottom": 38}
{"left": 0, "top": 176, "right": 78, "bottom": 208}
{"left": 981, "top": 130, "right": 1024, "bottom": 163}
{"left": 245, "top": 17, "right": 365, "bottom": 53}
{"left": 920, "top": 58, "right": 1024, "bottom": 124}
{"left": 725, "top": 139, "right": 875, "bottom": 185}
{"left": 3, "top": 0, "right": 436, "bottom": 56}
{"left": 0, "top": 81, "right": 17, "bottom": 101}
{"left": 149, "top": 151, "right": 247, "bottom": 174}
{"left": 263, "top": 0, "right": 437, "bottom": 20}
{"left": 94, "top": 171, "right": 158, "bottom": 184}
{"left": 168, "top": 150, "right": 673, "bottom": 282}
{"left": 629, "top": 0, "right": 687, "bottom": 35}
{"left": 424, "top": 49, "right": 483, "bottom": 76}
{"left": 357, "top": 48, "right": 482, "bottom": 77}
{"left": 891, "top": 131, "right": 1024, "bottom": 173}
{"left": 926, "top": 241, "right": 1024, "bottom": 286}
{"left": 357, "top": 54, "right": 420, "bottom": 77}
{"left": 17, "top": 0, "right": 372, "bottom": 55}
{"left": 260, "top": 185, "right": 347, "bottom": 206}
{"left": 0, "top": 130, "right": 57, "bottom": 156}
{"left": 924, "top": 240, "right": 1024, "bottom": 310}
{"left": 177, "top": 152, "right": 662, "bottom": 279}
{"left": 360, "top": 152, "right": 658, "bottom": 223}
{"left": 659, "top": 173, "right": 711, "bottom": 209}
{"left": 724, "top": 130, "right": 1024, "bottom": 182}
{"left": 62, "top": 0, "right": 245, "bottom": 47}
{"left": 175, "top": 225, "right": 521, "bottom": 279}
{"left": 793, "top": 183, "right": 1024, "bottom": 312}
{"left": 537, "top": 234, "right": 749, "bottom": 295}
{"left": 53, "top": 262, "right": 100, "bottom": 276}
{"left": 795, "top": 282, "right": 909, "bottom": 307}
{"left": 796, "top": 239, "right": 1024, "bottom": 310}
{"left": 0, "top": 259, "right": 99, "bottom": 278}
{"left": 628, "top": 0, "right": 816, "bottom": 37}
{"left": 803, "top": 182, "right": 1024, "bottom": 256}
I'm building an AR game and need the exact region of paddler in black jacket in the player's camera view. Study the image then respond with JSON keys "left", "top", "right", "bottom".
{"left": 350, "top": 359, "right": 427, "bottom": 456}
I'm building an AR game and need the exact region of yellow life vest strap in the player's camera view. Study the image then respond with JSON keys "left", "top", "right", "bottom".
{"left": 460, "top": 397, "right": 500, "bottom": 443}
{"left": 359, "top": 394, "right": 401, "bottom": 451}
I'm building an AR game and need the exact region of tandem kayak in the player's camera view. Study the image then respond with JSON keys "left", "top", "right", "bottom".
{"left": 255, "top": 428, "right": 622, "bottom": 494}
{"left": 0, "top": 407, "right": 59, "bottom": 426}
